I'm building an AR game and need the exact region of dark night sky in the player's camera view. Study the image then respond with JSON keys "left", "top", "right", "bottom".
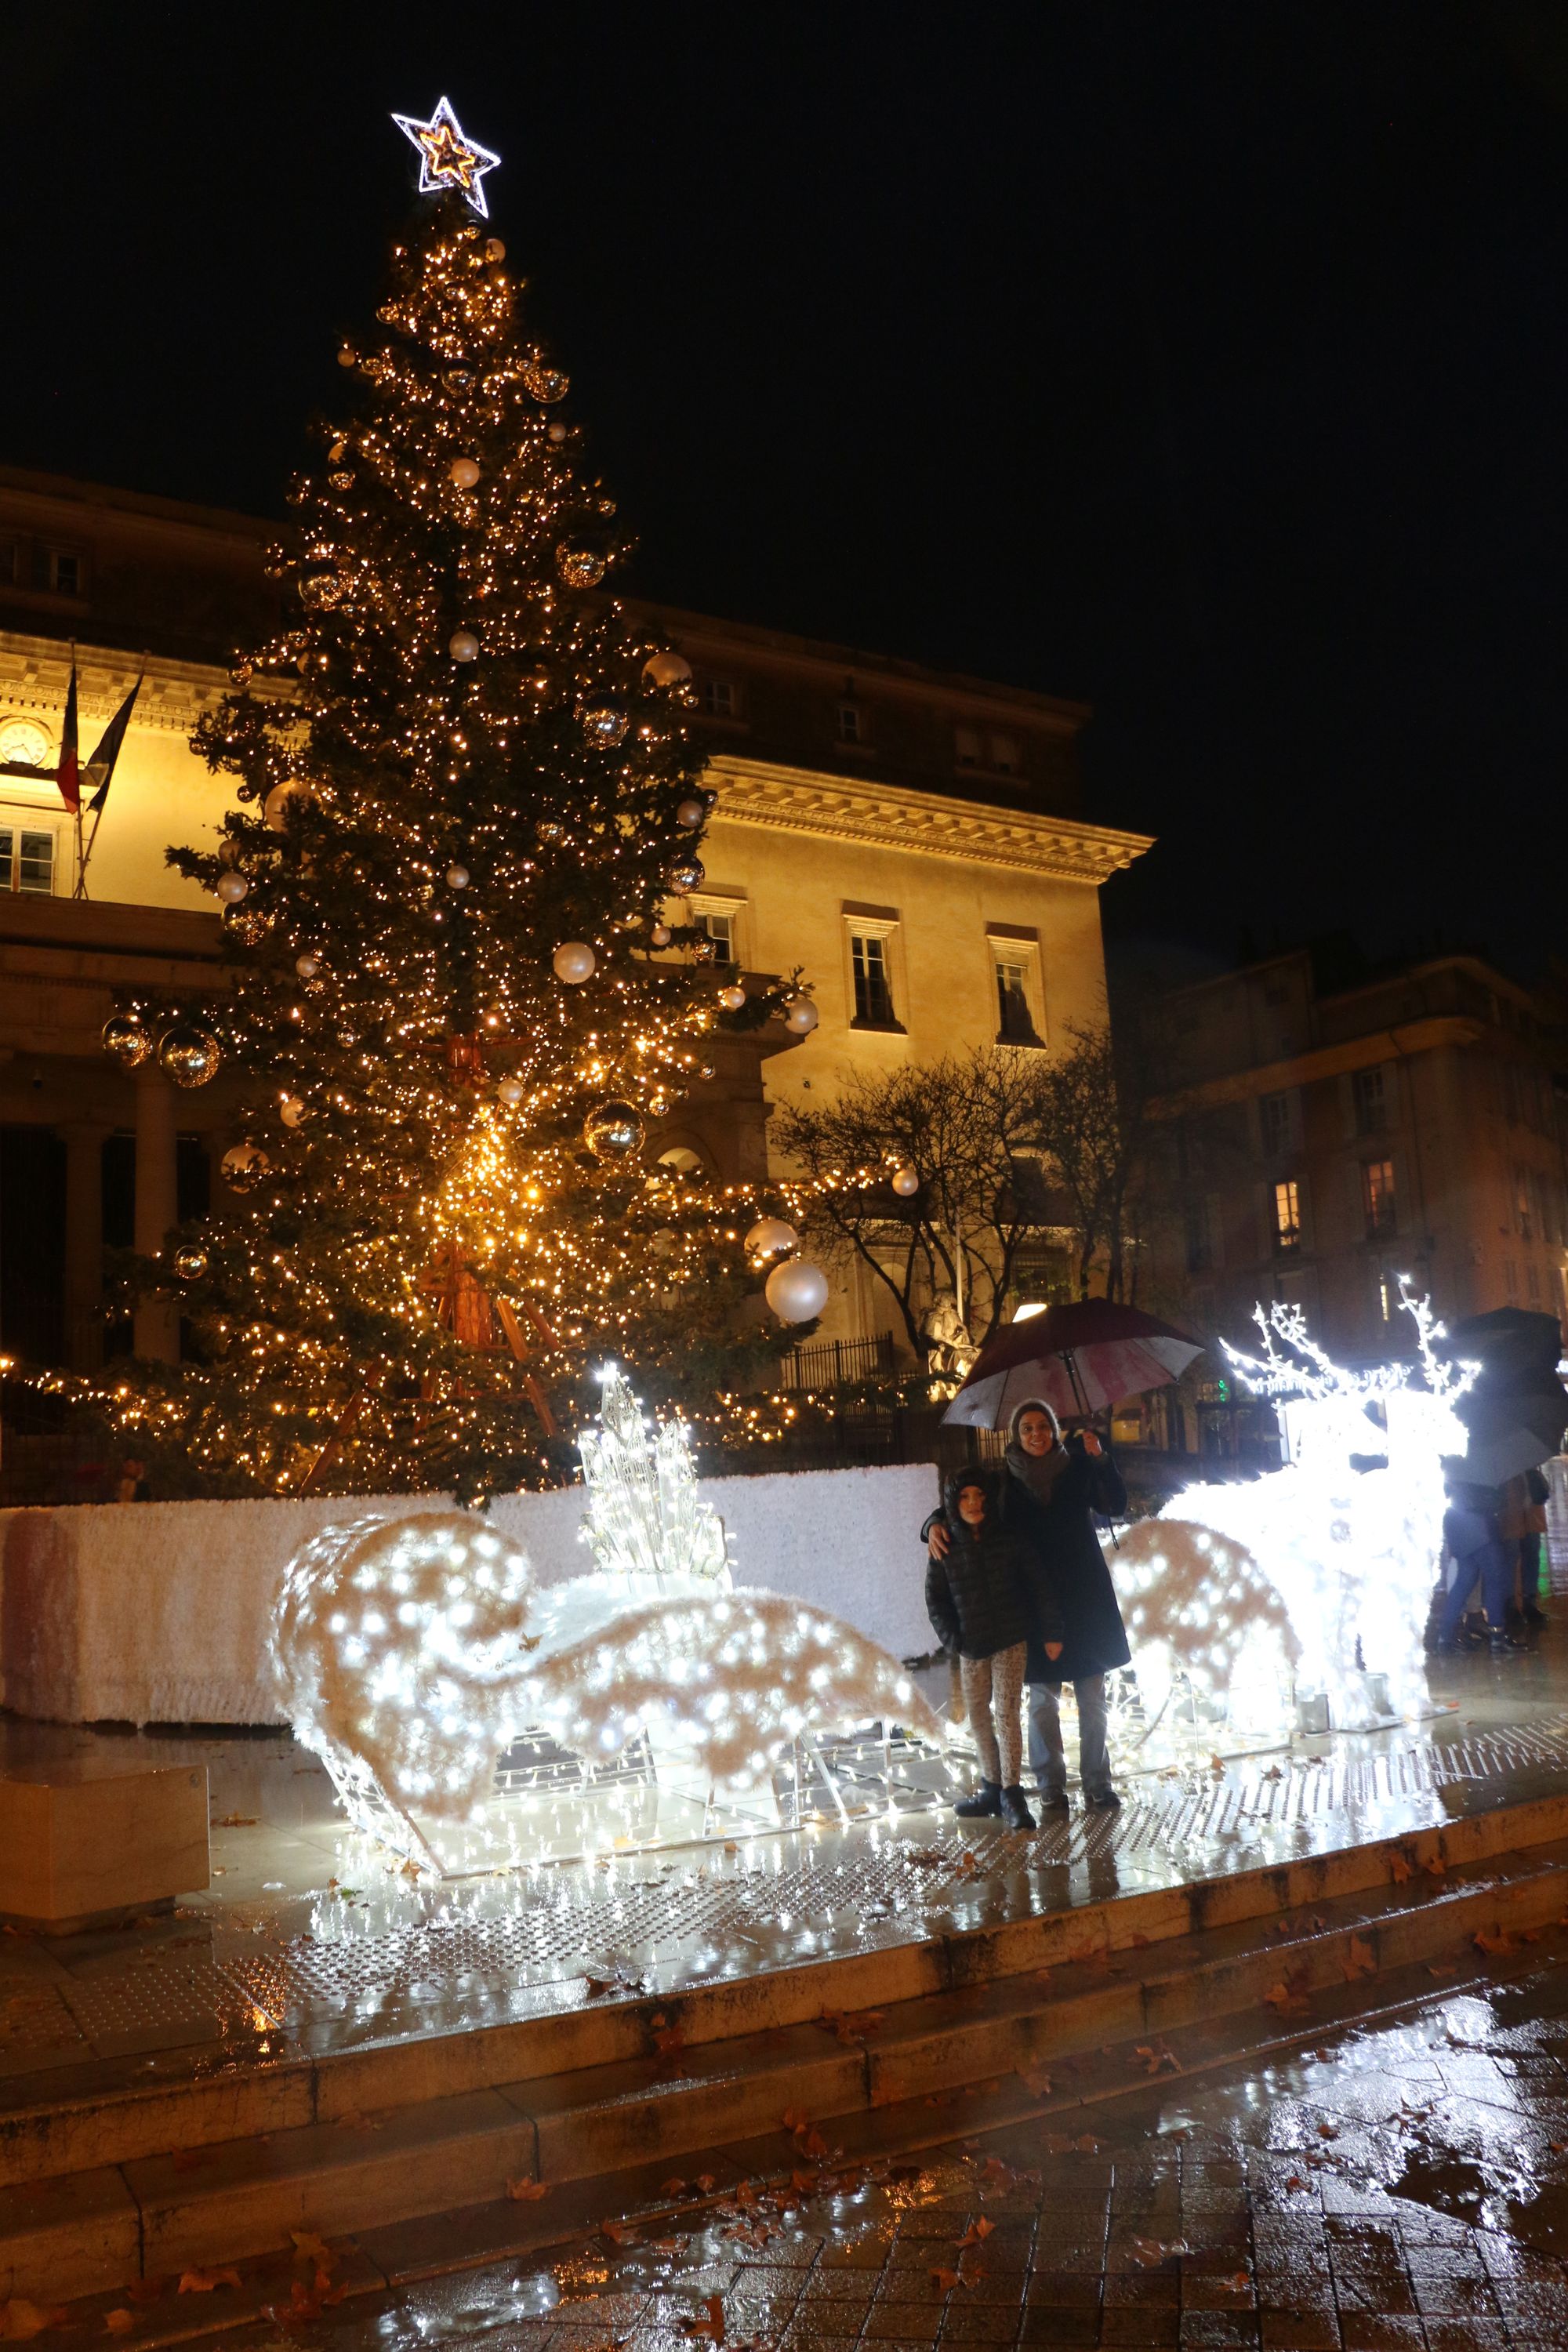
{"left": 5, "top": 3, "right": 1566, "bottom": 985}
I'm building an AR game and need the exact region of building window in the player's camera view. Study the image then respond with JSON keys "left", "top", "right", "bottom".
{"left": 1259, "top": 1091, "right": 1293, "bottom": 1156}
{"left": 698, "top": 909, "right": 735, "bottom": 964}
{"left": 699, "top": 678, "right": 739, "bottom": 719}
{"left": 1504, "top": 1258, "right": 1519, "bottom": 1303}
{"left": 1515, "top": 1167, "right": 1534, "bottom": 1240}
{"left": 956, "top": 725, "right": 1022, "bottom": 775}
{"left": 1352, "top": 1065, "right": 1387, "bottom": 1134}
{"left": 0, "top": 826, "right": 56, "bottom": 895}
{"left": 1527, "top": 1260, "right": 1541, "bottom": 1303}
{"left": 850, "top": 929, "right": 896, "bottom": 1026}
{"left": 1272, "top": 1178, "right": 1302, "bottom": 1254}
{"left": 1184, "top": 1197, "right": 1212, "bottom": 1275}
{"left": 993, "top": 950, "right": 1039, "bottom": 1044}
{"left": 1363, "top": 1158, "right": 1397, "bottom": 1236}
{"left": 837, "top": 702, "right": 864, "bottom": 744}
{"left": 31, "top": 546, "right": 82, "bottom": 597}
{"left": 1377, "top": 1270, "right": 1395, "bottom": 1323}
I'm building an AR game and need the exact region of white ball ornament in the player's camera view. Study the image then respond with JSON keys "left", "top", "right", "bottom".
{"left": 746, "top": 1217, "right": 799, "bottom": 1260}
{"left": 676, "top": 797, "right": 706, "bottom": 828}
{"left": 280, "top": 1095, "right": 306, "bottom": 1128}
{"left": 718, "top": 984, "right": 746, "bottom": 1012}
{"left": 448, "top": 629, "right": 480, "bottom": 662}
{"left": 216, "top": 872, "right": 249, "bottom": 905}
{"left": 649, "top": 923, "right": 673, "bottom": 948}
{"left": 295, "top": 953, "right": 321, "bottom": 979}
{"left": 891, "top": 1164, "right": 920, "bottom": 1197}
{"left": 784, "top": 995, "right": 818, "bottom": 1035}
{"left": 553, "top": 941, "right": 596, "bottom": 984}
{"left": 449, "top": 456, "right": 482, "bottom": 488}
{"left": 497, "top": 1076, "right": 525, "bottom": 1107}
{"left": 765, "top": 1258, "right": 829, "bottom": 1323}
{"left": 446, "top": 863, "right": 471, "bottom": 889}
{"left": 642, "top": 650, "right": 693, "bottom": 688}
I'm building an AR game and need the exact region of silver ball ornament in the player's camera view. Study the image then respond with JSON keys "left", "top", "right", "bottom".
{"left": 216, "top": 872, "right": 249, "bottom": 905}
{"left": 553, "top": 941, "right": 596, "bottom": 984}
{"left": 718, "top": 984, "right": 746, "bottom": 1012}
{"left": 676, "top": 797, "right": 706, "bottom": 828}
{"left": 746, "top": 1217, "right": 798, "bottom": 1260}
{"left": 172, "top": 1245, "right": 209, "bottom": 1283}
{"left": 448, "top": 629, "right": 480, "bottom": 662}
{"left": 581, "top": 704, "right": 628, "bottom": 748}
{"left": 667, "top": 857, "right": 705, "bottom": 891}
{"left": 765, "top": 1258, "right": 829, "bottom": 1323}
{"left": 642, "top": 651, "right": 693, "bottom": 688}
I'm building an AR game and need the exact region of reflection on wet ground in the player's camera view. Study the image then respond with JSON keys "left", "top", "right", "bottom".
{"left": 4, "top": 1635, "right": 1568, "bottom": 2100}
{"left": 140, "top": 1951, "right": 1568, "bottom": 2352}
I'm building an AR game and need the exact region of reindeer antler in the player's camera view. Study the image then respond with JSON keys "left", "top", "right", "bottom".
{"left": 1399, "top": 1276, "right": 1479, "bottom": 1403}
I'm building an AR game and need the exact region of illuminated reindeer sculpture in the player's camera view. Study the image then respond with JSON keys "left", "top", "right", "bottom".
{"left": 1150, "top": 1281, "right": 1476, "bottom": 1729}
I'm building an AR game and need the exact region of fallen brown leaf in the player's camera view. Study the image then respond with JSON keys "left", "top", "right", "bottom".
{"left": 176, "top": 2269, "right": 241, "bottom": 2294}
{"left": 506, "top": 2178, "right": 551, "bottom": 2201}
{"left": 928, "top": 2268, "right": 962, "bottom": 2293}
{"left": 214, "top": 1815, "right": 258, "bottom": 1828}
{"left": 290, "top": 2230, "right": 333, "bottom": 2268}
{"left": 1388, "top": 1853, "right": 1413, "bottom": 1883}
{"left": 681, "top": 2294, "right": 725, "bottom": 2344}
{"left": 1, "top": 2306, "right": 68, "bottom": 2342}
{"left": 1018, "top": 2066, "right": 1054, "bottom": 2097}
{"left": 103, "top": 2314, "right": 134, "bottom": 2336}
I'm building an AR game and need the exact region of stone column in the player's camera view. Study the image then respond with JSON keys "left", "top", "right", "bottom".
{"left": 132, "top": 1067, "right": 180, "bottom": 1362}
{"left": 61, "top": 1122, "right": 108, "bottom": 1371}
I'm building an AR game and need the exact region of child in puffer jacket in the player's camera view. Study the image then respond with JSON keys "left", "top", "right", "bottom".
{"left": 924, "top": 1467, "right": 1061, "bottom": 1831}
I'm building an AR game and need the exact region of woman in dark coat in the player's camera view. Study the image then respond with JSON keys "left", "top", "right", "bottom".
{"left": 927, "top": 1394, "right": 1129, "bottom": 1809}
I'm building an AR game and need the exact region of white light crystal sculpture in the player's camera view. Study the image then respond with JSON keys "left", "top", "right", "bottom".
{"left": 578, "top": 1361, "right": 731, "bottom": 1588}
{"left": 272, "top": 1371, "right": 941, "bottom": 1869}
{"left": 1156, "top": 1282, "right": 1475, "bottom": 1729}
{"left": 270, "top": 1512, "right": 539, "bottom": 1870}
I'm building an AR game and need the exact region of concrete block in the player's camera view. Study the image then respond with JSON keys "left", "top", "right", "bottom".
{"left": 0, "top": 1759, "right": 209, "bottom": 1933}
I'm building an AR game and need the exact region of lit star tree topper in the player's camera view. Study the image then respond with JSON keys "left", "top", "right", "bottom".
{"left": 392, "top": 97, "right": 501, "bottom": 217}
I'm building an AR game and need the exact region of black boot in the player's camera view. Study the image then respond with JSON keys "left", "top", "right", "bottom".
{"left": 1000, "top": 1785, "right": 1036, "bottom": 1831}
{"left": 955, "top": 1779, "right": 1003, "bottom": 1819}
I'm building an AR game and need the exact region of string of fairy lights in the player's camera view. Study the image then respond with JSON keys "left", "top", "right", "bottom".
{"left": 34, "top": 105, "right": 949, "bottom": 1500}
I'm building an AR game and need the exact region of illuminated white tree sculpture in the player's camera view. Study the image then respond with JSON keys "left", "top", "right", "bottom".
{"left": 577, "top": 1363, "right": 730, "bottom": 1588}
{"left": 1156, "top": 1282, "right": 1475, "bottom": 1729}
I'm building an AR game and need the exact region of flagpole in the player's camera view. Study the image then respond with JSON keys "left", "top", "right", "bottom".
{"left": 76, "top": 662, "right": 145, "bottom": 897}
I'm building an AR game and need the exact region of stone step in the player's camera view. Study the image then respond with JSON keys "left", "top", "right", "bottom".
{"left": 3, "top": 1811, "right": 1566, "bottom": 2300}
{"left": 5, "top": 1788, "right": 1565, "bottom": 2198}
{"left": 11, "top": 1904, "right": 1564, "bottom": 2340}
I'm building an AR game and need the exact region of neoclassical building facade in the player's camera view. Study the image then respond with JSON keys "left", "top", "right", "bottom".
{"left": 0, "top": 466, "right": 1149, "bottom": 1374}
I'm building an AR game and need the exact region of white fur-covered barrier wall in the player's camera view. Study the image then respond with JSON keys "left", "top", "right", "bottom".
{"left": 0, "top": 1462, "right": 942, "bottom": 1727}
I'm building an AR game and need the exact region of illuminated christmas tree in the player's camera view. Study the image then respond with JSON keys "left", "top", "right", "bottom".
{"left": 87, "top": 103, "right": 800, "bottom": 1500}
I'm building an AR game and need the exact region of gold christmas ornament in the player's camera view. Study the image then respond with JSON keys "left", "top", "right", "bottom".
{"left": 522, "top": 360, "right": 569, "bottom": 402}
{"left": 216, "top": 872, "right": 249, "bottom": 905}
{"left": 555, "top": 543, "right": 605, "bottom": 589}
{"left": 158, "top": 1023, "right": 223, "bottom": 1088}
{"left": 172, "top": 1246, "right": 209, "bottom": 1282}
{"left": 101, "top": 1013, "right": 151, "bottom": 1069}
{"left": 642, "top": 650, "right": 693, "bottom": 688}
{"left": 446, "top": 863, "right": 471, "bottom": 888}
{"left": 581, "top": 704, "right": 628, "bottom": 747}
{"left": 280, "top": 1096, "right": 307, "bottom": 1128}
{"left": 221, "top": 1142, "right": 271, "bottom": 1193}
{"left": 448, "top": 628, "right": 480, "bottom": 662}
{"left": 718, "top": 984, "right": 746, "bottom": 1012}
{"left": 891, "top": 1163, "right": 920, "bottom": 1197}
{"left": 582, "top": 1099, "right": 647, "bottom": 1160}
{"left": 449, "top": 456, "right": 481, "bottom": 488}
